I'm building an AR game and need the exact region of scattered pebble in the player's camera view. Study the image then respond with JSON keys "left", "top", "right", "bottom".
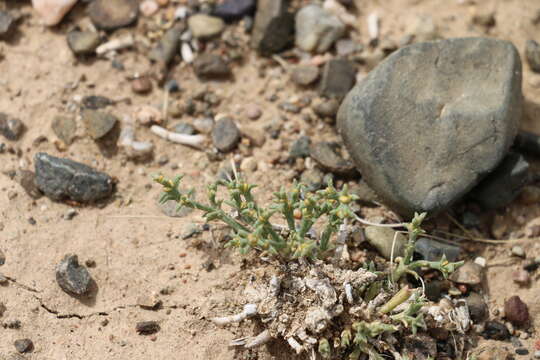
{"left": 212, "top": 117, "right": 240, "bottom": 152}
{"left": 309, "top": 141, "right": 356, "bottom": 175}
{"left": 0, "top": 249, "right": 5, "bottom": 266}
{"left": 515, "top": 348, "right": 529, "bottom": 355}
{"left": 64, "top": 208, "right": 78, "bottom": 220}
{"left": 193, "top": 53, "right": 231, "bottom": 78}
{"left": 474, "top": 256, "right": 487, "bottom": 268}
{"left": 67, "top": 30, "right": 101, "bottom": 55}
{"left": 465, "top": 292, "right": 488, "bottom": 322}
{"left": 364, "top": 226, "right": 406, "bottom": 260}
{"left": 0, "top": 11, "right": 15, "bottom": 38}
{"left": 149, "top": 24, "right": 184, "bottom": 64}
{"left": 319, "top": 58, "right": 355, "bottom": 98}
{"left": 56, "top": 254, "right": 92, "bottom": 296}
{"left": 51, "top": 115, "right": 77, "bottom": 145}
{"left": 140, "top": 0, "right": 159, "bottom": 17}
{"left": 250, "top": 0, "right": 294, "bottom": 55}
{"left": 313, "top": 98, "right": 340, "bottom": 120}
{"left": 82, "top": 95, "right": 114, "bottom": 110}
{"left": 34, "top": 152, "right": 114, "bottom": 202}
{"left": 289, "top": 136, "right": 311, "bottom": 159}
{"left": 526, "top": 40, "right": 540, "bottom": 73}
{"left": 89, "top": 0, "right": 139, "bottom": 31}
{"left": 136, "top": 321, "right": 160, "bottom": 335}
{"left": 188, "top": 14, "right": 225, "bottom": 40}
{"left": 449, "top": 261, "right": 483, "bottom": 285}
{"left": 483, "top": 321, "right": 511, "bottom": 340}
{"left": 295, "top": 4, "right": 345, "bottom": 53}
{"left": 213, "top": 0, "right": 256, "bottom": 21}
{"left": 193, "top": 117, "right": 214, "bottom": 134}
{"left": 511, "top": 245, "right": 525, "bottom": 258}
{"left": 504, "top": 296, "right": 529, "bottom": 326}
{"left": 245, "top": 104, "right": 262, "bottom": 120}
{"left": 81, "top": 109, "right": 118, "bottom": 140}
{"left": 14, "top": 338, "right": 33, "bottom": 353}
{"left": 32, "top": 0, "right": 77, "bottom": 26}
{"left": 414, "top": 238, "right": 460, "bottom": 262}
{"left": 291, "top": 65, "right": 320, "bottom": 86}
{"left": 0, "top": 113, "right": 25, "bottom": 141}
{"left": 13, "top": 170, "right": 42, "bottom": 200}
{"left": 132, "top": 76, "right": 152, "bottom": 94}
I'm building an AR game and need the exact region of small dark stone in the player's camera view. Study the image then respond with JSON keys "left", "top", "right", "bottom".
{"left": 14, "top": 338, "right": 33, "bottom": 353}
{"left": 0, "top": 249, "right": 5, "bottom": 266}
{"left": 291, "top": 65, "right": 320, "bottom": 86}
{"left": 0, "top": 113, "right": 25, "bottom": 141}
{"left": 300, "top": 168, "right": 325, "bottom": 191}
{"left": 289, "top": 136, "right": 311, "bottom": 159}
{"left": 52, "top": 115, "right": 77, "bottom": 145}
{"left": 149, "top": 24, "right": 184, "bottom": 64}
{"left": 173, "top": 122, "right": 196, "bottom": 135}
{"left": 56, "top": 254, "right": 92, "bottom": 296}
{"left": 309, "top": 142, "right": 356, "bottom": 175}
{"left": 67, "top": 30, "right": 101, "bottom": 55}
{"left": 524, "top": 260, "right": 540, "bottom": 272}
{"left": 504, "top": 295, "right": 529, "bottom": 326}
{"left": 213, "top": 0, "right": 256, "bottom": 21}
{"left": 212, "top": 117, "right": 240, "bottom": 152}
{"left": 483, "top": 320, "right": 511, "bottom": 340}
{"left": 526, "top": 39, "right": 540, "bottom": 73}
{"left": 319, "top": 58, "right": 355, "bottom": 98}
{"left": 164, "top": 79, "right": 180, "bottom": 92}
{"left": 516, "top": 348, "right": 529, "bottom": 355}
{"left": 0, "top": 11, "right": 15, "bottom": 38}
{"left": 14, "top": 170, "right": 42, "bottom": 200}
{"left": 34, "top": 152, "right": 113, "bottom": 202}
{"left": 136, "top": 321, "right": 160, "bottom": 335}
{"left": 279, "top": 102, "right": 300, "bottom": 114}
{"left": 515, "top": 130, "right": 540, "bottom": 156}
{"left": 404, "top": 334, "right": 437, "bottom": 360}
{"left": 82, "top": 95, "right": 114, "bottom": 109}
{"left": 89, "top": 0, "right": 139, "bottom": 31}
{"left": 250, "top": 0, "right": 294, "bottom": 56}
{"left": 193, "top": 54, "right": 231, "bottom": 78}
{"left": 81, "top": 109, "right": 118, "bottom": 140}
{"left": 424, "top": 280, "right": 443, "bottom": 301}
{"left": 415, "top": 238, "right": 460, "bottom": 262}
{"left": 465, "top": 292, "right": 488, "bottom": 322}
{"left": 470, "top": 152, "right": 529, "bottom": 210}
{"left": 28, "top": 217, "right": 36, "bottom": 225}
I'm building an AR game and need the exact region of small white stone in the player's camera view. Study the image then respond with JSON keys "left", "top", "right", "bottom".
{"left": 140, "top": 0, "right": 159, "bottom": 17}
{"left": 181, "top": 42, "right": 194, "bottom": 63}
{"left": 474, "top": 256, "right": 486, "bottom": 267}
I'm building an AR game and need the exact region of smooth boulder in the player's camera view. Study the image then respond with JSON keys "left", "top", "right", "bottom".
{"left": 337, "top": 38, "right": 522, "bottom": 217}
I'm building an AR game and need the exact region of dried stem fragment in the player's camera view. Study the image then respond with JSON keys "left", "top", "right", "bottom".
{"left": 150, "top": 125, "right": 207, "bottom": 149}
{"left": 211, "top": 303, "right": 257, "bottom": 326}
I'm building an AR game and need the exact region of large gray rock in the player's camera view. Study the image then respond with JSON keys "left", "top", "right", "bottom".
{"left": 338, "top": 38, "right": 522, "bottom": 217}
{"left": 295, "top": 4, "right": 345, "bottom": 53}
{"left": 34, "top": 153, "right": 113, "bottom": 202}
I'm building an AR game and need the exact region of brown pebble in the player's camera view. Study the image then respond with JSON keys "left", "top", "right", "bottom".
{"left": 136, "top": 321, "right": 160, "bottom": 335}
{"left": 132, "top": 76, "right": 152, "bottom": 94}
{"left": 504, "top": 295, "right": 529, "bottom": 326}
{"left": 512, "top": 269, "right": 530, "bottom": 285}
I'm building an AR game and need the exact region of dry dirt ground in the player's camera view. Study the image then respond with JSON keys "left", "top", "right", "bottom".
{"left": 1, "top": 0, "right": 540, "bottom": 359}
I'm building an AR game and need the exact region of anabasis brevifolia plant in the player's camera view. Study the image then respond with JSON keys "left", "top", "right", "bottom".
{"left": 154, "top": 173, "right": 464, "bottom": 359}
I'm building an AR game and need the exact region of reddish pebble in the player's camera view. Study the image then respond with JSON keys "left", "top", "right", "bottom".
{"left": 504, "top": 296, "right": 529, "bottom": 326}
{"left": 179, "top": 252, "right": 187, "bottom": 258}
{"left": 132, "top": 76, "right": 152, "bottom": 94}
{"left": 535, "top": 339, "right": 540, "bottom": 350}
{"left": 513, "top": 269, "right": 530, "bottom": 285}
{"left": 184, "top": 264, "right": 191, "bottom": 269}
{"left": 245, "top": 104, "right": 262, "bottom": 120}
{"left": 150, "top": 335, "right": 157, "bottom": 341}
{"left": 457, "top": 284, "right": 468, "bottom": 294}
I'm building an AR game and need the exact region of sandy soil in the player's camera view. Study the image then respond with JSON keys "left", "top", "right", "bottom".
{"left": 1, "top": 0, "right": 540, "bottom": 359}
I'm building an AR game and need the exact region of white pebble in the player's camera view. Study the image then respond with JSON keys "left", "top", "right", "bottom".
{"left": 181, "top": 42, "right": 194, "bottom": 63}
{"left": 474, "top": 256, "right": 486, "bottom": 267}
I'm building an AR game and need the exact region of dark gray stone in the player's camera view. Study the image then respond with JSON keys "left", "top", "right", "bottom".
{"left": 338, "top": 38, "right": 522, "bottom": 217}
{"left": 526, "top": 40, "right": 540, "bottom": 73}
{"left": 212, "top": 118, "right": 240, "bottom": 152}
{"left": 309, "top": 142, "right": 356, "bottom": 175}
{"left": 483, "top": 321, "right": 510, "bottom": 340}
{"left": 250, "top": 0, "right": 294, "bottom": 55}
{"left": 470, "top": 152, "right": 529, "bottom": 209}
{"left": 89, "top": 0, "right": 139, "bottom": 31}
{"left": 14, "top": 170, "right": 42, "bottom": 200}
{"left": 136, "top": 321, "right": 160, "bottom": 335}
{"left": 56, "top": 254, "right": 92, "bottom": 296}
{"left": 0, "top": 113, "right": 24, "bottom": 141}
{"left": 0, "top": 249, "right": 4, "bottom": 266}
{"left": 291, "top": 65, "right": 320, "bottom": 86}
{"left": 320, "top": 58, "right": 355, "bottom": 98}
{"left": 81, "top": 110, "right": 118, "bottom": 140}
{"left": 414, "top": 237, "right": 460, "bottom": 262}
{"left": 52, "top": 115, "right": 77, "bottom": 145}
{"left": 174, "top": 122, "right": 196, "bottom": 135}
{"left": 193, "top": 54, "right": 231, "bottom": 78}
{"left": 14, "top": 339, "right": 33, "bottom": 353}
{"left": 82, "top": 95, "right": 114, "bottom": 109}
{"left": 149, "top": 24, "right": 184, "bottom": 64}
{"left": 34, "top": 152, "right": 113, "bottom": 202}
{"left": 465, "top": 292, "right": 488, "bottom": 322}
{"left": 289, "top": 136, "right": 311, "bottom": 158}
{"left": 67, "top": 30, "right": 101, "bottom": 55}
{"left": 515, "top": 130, "right": 540, "bottom": 156}
{"left": 313, "top": 98, "right": 340, "bottom": 119}
{"left": 213, "top": 0, "right": 256, "bottom": 21}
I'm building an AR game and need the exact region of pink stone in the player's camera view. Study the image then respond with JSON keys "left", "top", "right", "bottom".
{"left": 512, "top": 269, "right": 530, "bottom": 285}
{"left": 32, "top": 0, "right": 78, "bottom": 26}
{"left": 140, "top": 0, "right": 159, "bottom": 17}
